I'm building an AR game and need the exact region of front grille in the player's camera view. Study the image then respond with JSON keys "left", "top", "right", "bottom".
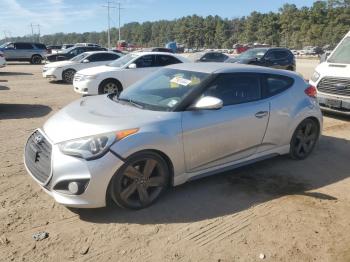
{"left": 317, "top": 77, "right": 350, "bottom": 96}
{"left": 73, "top": 74, "right": 83, "bottom": 82}
{"left": 25, "top": 130, "right": 52, "bottom": 184}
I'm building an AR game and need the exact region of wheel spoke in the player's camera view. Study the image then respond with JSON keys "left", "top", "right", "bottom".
{"left": 124, "top": 166, "right": 142, "bottom": 179}
{"left": 305, "top": 123, "right": 313, "bottom": 136}
{"left": 143, "top": 159, "right": 157, "bottom": 178}
{"left": 147, "top": 176, "right": 166, "bottom": 187}
{"left": 137, "top": 186, "right": 150, "bottom": 205}
{"left": 296, "top": 142, "right": 303, "bottom": 154}
{"left": 120, "top": 182, "right": 137, "bottom": 200}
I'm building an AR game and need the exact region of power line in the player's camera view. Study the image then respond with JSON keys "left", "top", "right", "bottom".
{"left": 102, "top": 1, "right": 116, "bottom": 49}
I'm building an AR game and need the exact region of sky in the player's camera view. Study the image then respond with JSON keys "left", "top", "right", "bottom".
{"left": 0, "top": 0, "right": 317, "bottom": 38}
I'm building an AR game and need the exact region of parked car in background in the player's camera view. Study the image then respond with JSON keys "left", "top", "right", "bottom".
{"left": 61, "top": 44, "right": 74, "bottom": 49}
{"left": 143, "top": 47, "right": 174, "bottom": 53}
{"left": 0, "top": 51, "right": 6, "bottom": 68}
{"left": 310, "top": 30, "right": 350, "bottom": 115}
{"left": 47, "top": 45, "right": 62, "bottom": 54}
{"left": 190, "top": 51, "right": 229, "bottom": 62}
{"left": 73, "top": 52, "right": 188, "bottom": 95}
{"left": 24, "top": 63, "right": 322, "bottom": 209}
{"left": 0, "top": 42, "right": 47, "bottom": 64}
{"left": 74, "top": 43, "right": 101, "bottom": 48}
{"left": 46, "top": 46, "right": 106, "bottom": 62}
{"left": 43, "top": 51, "right": 123, "bottom": 83}
{"left": 226, "top": 48, "right": 296, "bottom": 71}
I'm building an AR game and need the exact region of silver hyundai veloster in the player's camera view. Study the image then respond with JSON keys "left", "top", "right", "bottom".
{"left": 24, "top": 63, "right": 322, "bottom": 209}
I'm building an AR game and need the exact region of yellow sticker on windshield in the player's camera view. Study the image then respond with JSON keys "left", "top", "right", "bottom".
{"left": 170, "top": 76, "right": 192, "bottom": 87}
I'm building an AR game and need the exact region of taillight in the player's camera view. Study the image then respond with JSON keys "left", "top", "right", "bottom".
{"left": 305, "top": 85, "right": 317, "bottom": 98}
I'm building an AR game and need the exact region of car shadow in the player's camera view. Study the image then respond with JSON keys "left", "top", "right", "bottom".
{"left": 0, "top": 104, "right": 52, "bottom": 119}
{"left": 323, "top": 112, "right": 350, "bottom": 121}
{"left": 76, "top": 134, "right": 349, "bottom": 224}
{"left": 0, "top": 72, "right": 33, "bottom": 76}
{"left": 0, "top": 85, "right": 9, "bottom": 90}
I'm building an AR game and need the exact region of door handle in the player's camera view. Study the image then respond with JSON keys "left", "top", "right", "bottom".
{"left": 255, "top": 111, "right": 268, "bottom": 118}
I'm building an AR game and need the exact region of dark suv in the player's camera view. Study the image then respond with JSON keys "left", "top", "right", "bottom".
{"left": 226, "top": 48, "right": 296, "bottom": 71}
{"left": 46, "top": 46, "right": 107, "bottom": 62}
{"left": 0, "top": 42, "right": 47, "bottom": 64}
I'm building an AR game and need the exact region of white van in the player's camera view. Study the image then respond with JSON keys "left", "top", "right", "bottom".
{"left": 310, "top": 31, "right": 350, "bottom": 115}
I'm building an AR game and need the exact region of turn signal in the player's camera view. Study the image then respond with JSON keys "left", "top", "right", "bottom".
{"left": 116, "top": 128, "right": 139, "bottom": 141}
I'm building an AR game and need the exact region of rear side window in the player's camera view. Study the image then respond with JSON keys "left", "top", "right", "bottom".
{"left": 157, "top": 55, "right": 182, "bottom": 66}
{"left": 89, "top": 53, "right": 120, "bottom": 62}
{"left": 135, "top": 55, "right": 156, "bottom": 68}
{"left": 15, "top": 43, "right": 34, "bottom": 49}
{"left": 204, "top": 73, "right": 261, "bottom": 106}
{"left": 34, "top": 43, "right": 46, "bottom": 49}
{"left": 264, "top": 74, "right": 294, "bottom": 97}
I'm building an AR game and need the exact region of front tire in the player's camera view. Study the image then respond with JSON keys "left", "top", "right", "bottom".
{"left": 98, "top": 79, "right": 122, "bottom": 95}
{"left": 30, "top": 55, "right": 42, "bottom": 65}
{"left": 62, "top": 69, "right": 76, "bottom": 83}
{"left": 290, "top": 118, "right": 319, "bottom": 160}
{"left": 110, "top": 152, "right": 170, "bottom": 209}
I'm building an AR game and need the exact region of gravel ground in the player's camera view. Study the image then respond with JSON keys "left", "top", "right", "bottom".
{"left": 0, "top": 60, "right": 350, "bottom": 262}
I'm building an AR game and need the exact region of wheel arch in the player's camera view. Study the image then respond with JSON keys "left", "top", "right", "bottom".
{"left": 98, "top": 78, "right": 123, "bottom": 94}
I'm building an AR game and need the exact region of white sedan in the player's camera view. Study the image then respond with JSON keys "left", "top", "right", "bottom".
{"left": 73, "top": 51, "right": 189, "bottom": 95}
{"left": 42, "top": 51, "right": 122, "bottom": 83}
{"left": 0, "top": 51, "right": 6, "bottom": 68}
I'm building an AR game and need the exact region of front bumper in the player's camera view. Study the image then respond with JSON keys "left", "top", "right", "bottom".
{"left": 317, "top": 92, "right": 350, "bottom": 115}
{"left": 42, "top": 68, "right": 62, "bottom": 81}
{"left": 24, "top": 130, "right": 125, "bottom": 208}
{"left": 73, "top": 79, "right": 98, "bottom": 95}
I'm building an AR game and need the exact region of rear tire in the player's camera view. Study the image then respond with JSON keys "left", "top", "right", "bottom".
{"left": 289, "top": 118, "right": 319, "bottom": 160}
{"left": 62, "top": 69, "right": 76, "bottom": 84}
{"left": 30, "top": 55, "right": 42, "bottom": 65}
{"left": 109, "top": 151, "right": 170, "bottom": 210}
{"left": 98, "top": 79, "right": 122, "bottom": 95}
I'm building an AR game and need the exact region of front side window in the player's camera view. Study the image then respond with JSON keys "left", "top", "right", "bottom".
{"left": 108, "top": 53, "right": 139, "bottom": 68}
{"left": 237, "top": 48, "right": 268, "bottom": 60}
{"left": 328, "top": 36, "right": 350, "bottom": 64}
{"left": 204, "top": 73, "right": 261, "bottom": 106}
{"left": 116, "top": 68, "right": 209, "bottom": 111}
{"left": 135, "top": 55, "right": 155, "bottom": 68}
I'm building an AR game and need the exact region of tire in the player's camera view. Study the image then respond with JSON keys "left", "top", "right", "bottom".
{"left": 98, "top": 79, "right": 122, "bottom": 95}
{"left": 62, "top": 69, "right": 76, "bottom": 84}
{"left": 30, "top": 55, "right": 42, "bottom": 65}
{"left": 110, "top": 151, "right": 170, "bottom": 210}
{"left": 289, "top": 118, "right": 319, "bottom": 160}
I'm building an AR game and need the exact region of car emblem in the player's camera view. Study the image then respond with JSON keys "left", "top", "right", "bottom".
{"left": 335, "top": 83, "right": 347, "bottom": 90}
{"left": 34, "top": 135, "right": 43, "bottom": 145}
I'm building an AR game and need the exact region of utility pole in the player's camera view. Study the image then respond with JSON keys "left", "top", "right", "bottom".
{"left": 30, "top": 23, "right": 34, "bottom": 41}
{"left": 117, "top": 2, "right": 124, "bottom": 42}
{"left": 36, "top": 24, "right": 41, "bottom": 42}
{"left": 102, "top": 1, "right": 116, "bottom": 49}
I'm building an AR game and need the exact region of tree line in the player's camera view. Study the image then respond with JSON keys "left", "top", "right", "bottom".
{"left": 2, "top": 0, "right": 349, "bottom": 49}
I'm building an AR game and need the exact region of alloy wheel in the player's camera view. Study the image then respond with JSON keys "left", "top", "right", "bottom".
{"left": 111, "top": 154, "right": 169, "bottom": 209}
{"left": 291, "top": 119, "right": 319, "bottom": 159}
{"left": 103, "top": 82, "right": 119, "bottom": 94}
{"left": 63, "top": 69, "right": 75, "bottom": 83}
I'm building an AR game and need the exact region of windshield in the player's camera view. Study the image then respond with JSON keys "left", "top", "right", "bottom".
{"left": 115, "top": 68, "right": 210, "bottom": 111}
{"left": 328, "top": 37, "right": 350, "bottom": 64}
{"left": 236, "top": 48, "right": 268, "bottom": 60}
{"left": 70, "top": 53, "right": 89, "bottom": 62}
{"left": 0, "top": 42, "right": 10, "bottom": 48}
{"left": 108, "top": 53, "right": 138, "bottom": 67}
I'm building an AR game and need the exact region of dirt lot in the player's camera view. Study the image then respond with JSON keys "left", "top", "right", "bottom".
{"left": 0, "top": 60, "right": 350, "bottom": 262}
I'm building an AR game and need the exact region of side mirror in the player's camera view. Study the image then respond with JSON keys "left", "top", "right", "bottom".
{"left": 128, "top": 63, "right": 137, "bottom": 69}
{"left": 82, "top": 59, "right": 90, "bottom": 63}
{"left": 191, "top": 96, "right": 223, "bottom": 110}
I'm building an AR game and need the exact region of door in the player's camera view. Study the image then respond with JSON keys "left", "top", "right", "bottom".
{"left": 263, "top": 50, "right": 290, "bottom": 69}
{"left": 14, "top": 43, "right": 34, "bottom": 59}
{"left": 121, "top": 55, "right": 158, "bottom": 87}
{"left": 182, "top": 73, "right": 270, "bottom": 173}
{"left": 3, "top": 43, "right": 16, "bottom": 60}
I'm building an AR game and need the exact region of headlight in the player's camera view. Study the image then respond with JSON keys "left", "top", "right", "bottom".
{"left": 58, "top": 129, "right": 139, "bottom": 160}
{"left": 311, "top": 71, "right": 320, "bottom": 82}
{"left": 81, "top": 75, "right": 97, "bottom": 81}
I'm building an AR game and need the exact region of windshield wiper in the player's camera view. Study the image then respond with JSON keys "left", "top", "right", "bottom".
{"left": 117, "top": 97, "right": 145, "bottom": 109}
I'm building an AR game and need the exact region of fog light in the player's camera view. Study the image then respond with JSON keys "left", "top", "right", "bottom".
{"left": 68, "top": 182, "right": 80, "bottom": 194}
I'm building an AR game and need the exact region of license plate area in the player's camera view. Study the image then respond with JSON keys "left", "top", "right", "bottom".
{"left": 324, "top": 98, "right": 341, "bottom": 108}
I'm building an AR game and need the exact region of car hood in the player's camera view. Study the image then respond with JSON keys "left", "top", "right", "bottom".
{"left": 43, "top": 95, "right": 175, "bottom": 143}
{"left": 45, "top": 60, "right": 75, "bottom": 68}
{"left": 315, "top": 62, "right": 350, "bottom": 78}
{"left": 78, "top": 65, "right": 121, "bottom": 76}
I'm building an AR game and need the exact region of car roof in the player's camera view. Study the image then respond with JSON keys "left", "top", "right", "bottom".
{"left": 166, "top": 62, "right": 300, "bottom": 77}
{"left": 83, "top": 51, "right": 120, "bottom": 55}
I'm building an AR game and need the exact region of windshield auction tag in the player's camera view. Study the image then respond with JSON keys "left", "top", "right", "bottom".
{"left": 170, "top": 76, "right": 192, "bottom": 86}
